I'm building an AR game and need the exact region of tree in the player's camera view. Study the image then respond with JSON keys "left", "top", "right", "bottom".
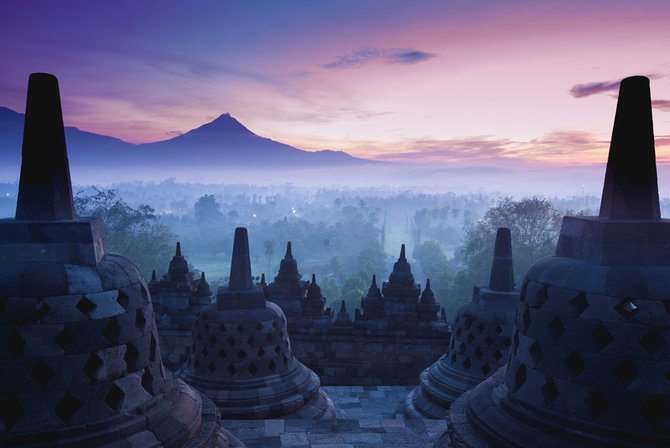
{"left": 75, "top": 188, "right": 176, "bottom": 281}
{"left": 194, "top": 194, "right": 223, "bottom": 223}
{"left": 460, "top": 197, "right": 562, "bottom": 288}
{"left": 263, "top": 239, "right": 274, "bottom": 276}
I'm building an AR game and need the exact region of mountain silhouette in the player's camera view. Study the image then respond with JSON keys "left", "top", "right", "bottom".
{"left": 0, "top": 107, "right": 370, "bottom": 175}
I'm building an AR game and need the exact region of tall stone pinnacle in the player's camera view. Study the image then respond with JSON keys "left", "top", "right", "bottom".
{"left": 488, "top": 228, "right": 514, "bottom": 291}
{"left": 229, "top": 227, "right": 253, "bottom": 290}
{"left": 399, "top": 244, "right": 406, "bottom": 261}
{"left": 15, "top": 73, "right": 75, "bottom": 220}
{"left": 285, "top": 241, "right": 293, "bottom": 258}
{"left": 599, "top": 75, "right": 660, "bottom": 220}
{"left": 176, "top": 241, "right": 182, "bottom": 257}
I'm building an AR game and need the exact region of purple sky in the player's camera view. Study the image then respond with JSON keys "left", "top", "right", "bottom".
{"left": 2, "top": 0, "right": 670, "bottom": 167}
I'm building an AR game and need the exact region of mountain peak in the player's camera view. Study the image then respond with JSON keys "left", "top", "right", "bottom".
{"left": 185, "top": 113, "right": 256, "bottom": 137}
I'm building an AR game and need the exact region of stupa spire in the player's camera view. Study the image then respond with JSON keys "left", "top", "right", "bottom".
{"left": 599, "top": 75, "right": 660, "bottom": 220}
{"left": 15, "top": 73, "right": 75, "bottom": 220}
{"left": 399, "top": 244, "right": 406, "bottom": 261}
{"left": 229, "top": 227, "right": 253, "bottom": 290}
{"left": 285, "top": 241, "right": 293, "bottom": 258}
{"left": 176, "top": 241, "right": 182, "bottom": 257}
{"left": 488, "top": 228, "right": 514, "bottom": 291}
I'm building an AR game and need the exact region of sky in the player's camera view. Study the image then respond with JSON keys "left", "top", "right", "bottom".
{"left": 2, "top": 0, "right": 670, "bottom": 169}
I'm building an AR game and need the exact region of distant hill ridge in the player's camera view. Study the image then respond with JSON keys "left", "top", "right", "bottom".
{"left": 0, "top": 107, "right": 370, "bottom": 169}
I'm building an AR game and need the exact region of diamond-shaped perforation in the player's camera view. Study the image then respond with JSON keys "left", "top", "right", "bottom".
{"left": 218, "top": 349, "right": 226, "bottom": 359}
{"left": 592, "top": 323, "right": 614, "bottom": 351}
{"left": 492, "top": 350, "right": 503, "bottom": 361}
{"left": 125, "top": 342, "right": 140, "bottom": 372}
{"left": 266, "top": 333, "right": 274, "bottom": 343}
{"left": 564, "top": 352, "right": 585, "bottom": 378}
{"left": 6, "top": 329, "right": 25, "bottom": 356}
{"left": 135, "top": 309, "right": 146, "bottom": 331}
{"left": 502, "top": 337, "right": 511, "bottom": 348}
{"left": 541, "top": 377, "right": 559, "bottom": 405}
{"left": 200, "top": 346, "right": 209, "bottom": 357}
{"left": 76, "top": 297, "right": 97, "bottom": 317}
{"left": 585, "top": 390, "right": 608, "bottom": 419}
{"left": 494, "top": 326, "right": 503, "bottom": 335}
{"left": 141, "top": 368, "right": 154, "bottom": 395}
{"left": 83, "top": 353, "right": 103, "bottom": 382}
{"left": 568, "top": 292, "right": 588, "bottom": 316}
{"left": 513, "top": 364, "right": 527, "bottom": 391}
{"left": 218, "top": 324, "right": 227, "bottom": 332}
{"left": 481, "top": 363, "right": 492, "bottom": 376}
{"left": 102, "top": 317, "right": 121, "bottom": 343}
{"left": 477, "top": 322, "right": 485, "bottom": 332}
{"left": 462, "top": 358, "right": 472, "bottom": 370}
{"left": 528, "top": 341, "right": 543, "bottom": 367}
{"left": 227, "top": 336, "right": 236, "bottom": 346}
{"left": 457, "top": 342, "right": 465, "bottom": 354}
{"left": 474, "top": 347, "right": 483, "bottom": 358}
{"left": 255, "top": 322, "right": 263, "bottom": 331}
{"left": 484, "top": 336, "right": 493, "bottom": 346}
{"left": 268, "top": 359, "right": 277, "bottom": 372}
{"left": 521, "top": 307, "right": 532, "bottom": 331}
{"left": 535, "top": 285, "right": 549, "bottom": 308}
{"left": 209, "top": 335, "right": 218, "bottom": 346}
{"left": 105, "top": 384, "right": 124, "bottom": 411}
{"left": 466, "top": 332, "right": 475, "bottom": 343}
{"left": 640, "top": 329, "right": 665, "bottom": 356}
{"left": 456, "top": 328, "right": 463, "bottom": 338}
{"left": 55, "top": 392, "right": 82, "bottom": 422}
{"left": 248, "top": 363, "right": 258, "bottom": 375}
{"left": 450, "top": 353, "right": 457, "bottom": 364}
{"left": 237, "top": 349, "right": 247, "bottom": 360}
{"left": 32, "top": 359, "right": 55, "bottom": 389}
{"left": 208, "top": 362, "right": 216, "bottom": 374}
{"left": 640, "top": 395, "right": 670, "bottom": 430}
{"left": 613, "top": 360, "right": 638, "bottom": 387}
{"left": 227, "top": 363, "right": 237, "bottom": 376}
{"left": 548, "top": 316, "right": 565, "bottom": 342}
{"left": 615, "top": 299, "right": 639, "bottom": 318}
{"left": 257, "top": 347, "right": 266, "bottom": 358}
{"left": 35, "top": 301, "right": 51, "bottom": 320}
{"left": 274, "top": 345, "right": 281, "bottom": 355}
{"left": 116, "top": 290, "right": 129, "bottom": 309}
{"left": 236, "top": 324, "right": 245, "bottom": 333}
{"left": 0, "top": 395, "right": 23, "bottom": 430}
{"left": 247, "top": 336, "right": 255, "bottom": 346}
{"left": 149, "top": 335, "right": 157, "bottom": 361}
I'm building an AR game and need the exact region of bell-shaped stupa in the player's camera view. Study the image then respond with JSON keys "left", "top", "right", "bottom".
{"left": 448, "top": 76, "right": 670, "bottom": 448}
{"left": 407, "top": 228, "right": 518, "bottom": 418}
{"left": 179, "top": 228, "right": 335, "bottom": 419}
{"left": 0, "top": 73, "right": 236, "bottom": 447}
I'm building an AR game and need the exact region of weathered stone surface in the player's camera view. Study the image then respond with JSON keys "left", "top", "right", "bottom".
{"left": 0, "top": 73, "right": 233, "bottom": 447}
{"left": 449, "top": 76, "right": 670, "bottom": 448}
{"left": 406, "top": 228, "right": 519, "bottom": 419}
{"left": 179, "top": 228, "right": 335, "bottom": 421}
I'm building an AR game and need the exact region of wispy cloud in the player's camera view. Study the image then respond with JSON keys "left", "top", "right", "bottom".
{"left": 569, "top": 74, "right": 665, "bottom": 98}
{"left": 569, "top": 80, "right": 620, "bottom": 98}
{"left": 652, "top": 99, "right": 670, "bottom": 112}
{"left": 323, "top": 47, "right": 435, "bottom": 69}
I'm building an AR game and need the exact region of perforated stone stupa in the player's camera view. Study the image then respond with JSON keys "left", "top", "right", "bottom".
{"left": 406, "top": 227, "right": 518, "bottom": 419}
{"left": 447, "top": 76, "right": 670, "bottom": 448}
{"left": 179, "top": 228, "right": 336, "bottom": 419}
{"left": 265, "top": 242, "right": 309, "bottom": 318}
{"left": 0, "top": 73, "right": 236, "bottom": 447}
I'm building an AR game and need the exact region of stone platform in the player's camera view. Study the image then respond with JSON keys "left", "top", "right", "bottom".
{"left": 221, "top": 386, "right": 448, "bottom": 447}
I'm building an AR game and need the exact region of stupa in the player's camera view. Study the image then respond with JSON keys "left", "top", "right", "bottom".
{"left": 0, "top": 73, "right": 237, "bottom": 447}
{"left": 179, "top": 228, "right": 335, "bottom": 419}
{"left": 381, "top": 244, "right": 421, "bottom": 323}
{"left": 361, "top": 275, "right": 385, "bottom": 320}
{"left": 265, "top": 242, "right": 309, "bottom": 317}
{"left": 407, "top": 228, "right": 518, "bottom": 419}
{"left": 447, "top": 76, "right": 670, "bottom": 447}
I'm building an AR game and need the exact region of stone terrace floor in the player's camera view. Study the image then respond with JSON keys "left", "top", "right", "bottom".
{"left": 220, "top": 386, "right": 448, "bottom": 448}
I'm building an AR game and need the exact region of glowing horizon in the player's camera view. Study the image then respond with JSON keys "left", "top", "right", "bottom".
{"left": 2, "top": 0, "right": 670, "bottom": 168}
